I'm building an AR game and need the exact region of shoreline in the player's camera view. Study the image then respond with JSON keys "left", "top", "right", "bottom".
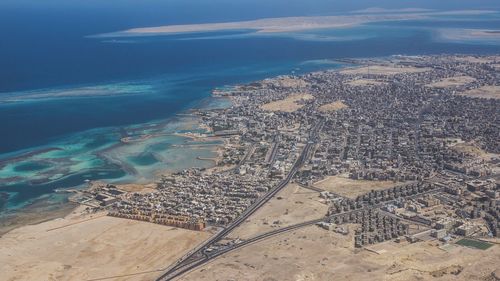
{"left": 0, "top": 198, "right": 79, "bottom": 237}
{"left": 1, "top": 54, "right": 499, "bottom": 280}
{"left": 0, "top": 97, "right": 231, "bottom": 235}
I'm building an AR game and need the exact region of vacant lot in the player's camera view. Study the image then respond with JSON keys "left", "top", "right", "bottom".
{"left": 182, "top": 226, "right": 500, "bottom": 281}
{"left": 340, "top": 65, "right": 430, "bottom": 76}
{"left": 261, "top": 93, "right": 314, "bottom": 112}
{"left": 318, "top": 101, "right": 348, "bottom": 112}
{"left": 347, "top": 78, "right": 387, "bottom": 86}
{"left": 229, "top": 183, "right": 328, "bottom": 240}
{"left": 460, "top": 85, "right": 500, "bottom": 99}
{"left": 426, "top": 76, "right": 476, "bottom": 88}
{"left": 0, "top": 213, "right": 209, "bottom": 281}
{"left": 454, "top": 56, "right": 499, "bottom": 64}
{"left": 262, "top": 77, "right": 309, "bottom": 88}
{"left": 314, "top": 175, "right": 400, "bottom": 199}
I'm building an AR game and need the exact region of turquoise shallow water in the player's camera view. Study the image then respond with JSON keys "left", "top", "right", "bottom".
{"left": 0, "top": 6, "right": 500, "bottom": 216}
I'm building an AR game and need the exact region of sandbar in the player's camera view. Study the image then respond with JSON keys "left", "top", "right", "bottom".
{"left": 93, "top": 10, "right": 496, "bottom": 38}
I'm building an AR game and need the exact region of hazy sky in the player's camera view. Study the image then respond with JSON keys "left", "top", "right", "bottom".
{"left": 2, "top": 0, "right": 499, "bottom": 22}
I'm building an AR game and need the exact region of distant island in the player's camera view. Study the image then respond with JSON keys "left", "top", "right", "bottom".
{"left": 93, "top": 9, "right": 496, "bottom": 37}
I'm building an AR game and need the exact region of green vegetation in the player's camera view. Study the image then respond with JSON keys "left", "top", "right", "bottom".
{"left": 456, "top": 238, "right": 494, "bottom": 250}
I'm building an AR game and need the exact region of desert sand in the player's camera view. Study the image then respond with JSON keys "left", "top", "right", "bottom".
{"left": 449, "top": 140, "right": 495, "bottom": 160}
{"left": 228, "top": 183, "right": 328, "bottom": 240}
{"left": 426, "top": 76, "right": 476, "bottom": 88}
{"left": 314, "top": 175, "right": 400, "bottom": 199}
{"left": 102, "top": 14, "right": 426, "bottom": 37}
{"left": 347, "top": 78, "right": 387, "bottom": 86}
{"left": 0, "top": 209, "right": 210, "bottom": 281}
{"left": 94, "top": 10, "right": 495, "bottom": 38}
{"left": 454, "top": 55, "right": 500, "bottom": 64}
{"left": 0, "top": 201, "right": 78, "bottom": 237}
{"left": 181, "top": 225, "right": 500, "bottom": 281}
{"left": 318, "top": 101, "right": 348, "bottom": 112}
{"left": 340, "top": 65, "right": 430, "bottom": 76}
{"left": 261, "top": 77, "right": 309, "bottom": 88}
{"left": 460, "top": 85, "right": 500, "bottom": 99}
{"left": 261, "top": 93, "right": 314, "bottom": 112}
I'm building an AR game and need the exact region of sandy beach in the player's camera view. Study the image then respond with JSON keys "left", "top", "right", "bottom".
{"left": 0, "top": 197, "right": 78, "bottom": 237}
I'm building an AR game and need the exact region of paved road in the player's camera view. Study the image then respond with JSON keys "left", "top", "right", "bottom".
{"left": 163, "top": 218, "right": 324, "bottom": 280}
{"left": 156, "top": 121, "right": 323, "bottom": 281}
{"left": 160, "top": 183, "right": 443, "bottom": 280}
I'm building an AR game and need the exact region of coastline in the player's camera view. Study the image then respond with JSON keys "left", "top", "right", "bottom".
{"left": 1, "top": 54, "right": 500, "bottom": 281}
{"left": 0, "top": 196, "right": 78, "bottom": 237}
{"left": 0, "top": 96, "right": 232, "bottom": 236}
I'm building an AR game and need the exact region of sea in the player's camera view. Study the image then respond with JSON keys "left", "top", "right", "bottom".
{"left": 1, "top": 0, "right": 499, "bottom": 222}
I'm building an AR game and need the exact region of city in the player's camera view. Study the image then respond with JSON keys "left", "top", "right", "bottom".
{"left": 79, "top": 54, "right": 498, "bottom": 280}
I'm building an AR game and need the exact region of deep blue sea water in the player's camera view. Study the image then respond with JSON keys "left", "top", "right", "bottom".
{"left": 0, "top": 0, "right": 500, "bottom": 215}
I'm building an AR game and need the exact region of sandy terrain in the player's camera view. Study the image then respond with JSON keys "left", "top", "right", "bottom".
{"left": 0, "top": 211, "right": 210, "bottom": 281}
{"left": 363, "top": 240, "right": 500, "bottom": 281}
{"left": 116, "top": 183, "right": 156, "bottom": 194}
{"left": 182, "top": 225, "right": 357, "bottom": 281}
{"left": 318, "top": 101, "right": 348, "bottom": 112}
{"left": 454, "top": 56, "right": 500, "bottom": 64}
{"left": 449, "top": 140, "right": 496, "bottom": 161}
{"left": 101, "top": 14, "right": 427, "bottom": 36}
{"left": 460, "top": 85, "right": 500, "bottom": 99}
{"left": 94, "top": 10, "right": 495, "bottom": 38}
{"left": 228, "top": 183, "right": 328, "bottom": 240}
{"left": 347, "top": 78, "right": 387, "bottom": 86}
{"left": 262, "top": 77, "right": 309, "bottom": 88}
{"left": 426, "top": 76, "right": 476, "bottom": 88}
{"left": 314, "top": 175, "right": 399, "bottom": 199}
{"left": 181, "top": 225, "right": 500, "bottom": 281}
{"left": 440, "top": 29, "right": 500, "bottom": 43}
{"left": 261, "top": 93, "right": 313, "bottom": 112}
{"left": 340, "top": 65, "right": 430, "bottom": 75}
{"left": 0, "top": 200, "right": 78, "bottom": 237}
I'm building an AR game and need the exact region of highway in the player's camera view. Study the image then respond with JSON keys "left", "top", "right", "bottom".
{"left": 156, "top": 121, "right": 323, "bottom": 281}
{"left": 162, "top": 218, "right": 324, "bottom": 280}
{"left": 159, "top": 178, "right": 442, "bottom": 280}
